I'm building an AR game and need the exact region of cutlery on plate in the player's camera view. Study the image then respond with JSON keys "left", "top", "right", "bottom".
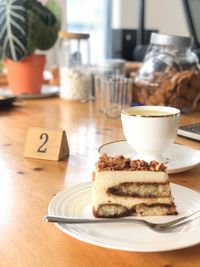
{"left": 44, "top": 209, "right": 200, "bottom": 232}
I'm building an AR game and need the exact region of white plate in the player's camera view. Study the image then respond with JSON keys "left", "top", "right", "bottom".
{"left": 98, "top": 140, "right": 200, "bottom": 174}
{"left": 0, "top": 85, "right": 59, "bottom": 99}
{"left": 48, "top": 182, "right": 200, "bottom": 252}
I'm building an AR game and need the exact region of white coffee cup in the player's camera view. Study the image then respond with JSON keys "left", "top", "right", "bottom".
{"left": 121, "top": 106, "right": 180, "bottom": 162}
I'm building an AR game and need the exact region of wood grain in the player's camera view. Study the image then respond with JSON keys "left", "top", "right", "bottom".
{"left": 0, "top": 97, "right": 199, "bottom": 267}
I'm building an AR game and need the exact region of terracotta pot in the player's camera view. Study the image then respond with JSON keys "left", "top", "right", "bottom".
{"left": 4, "top": 54, "right": 46, "bottom": 94}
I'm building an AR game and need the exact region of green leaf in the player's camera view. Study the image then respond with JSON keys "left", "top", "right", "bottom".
{"left": 0, "top": 45, "right": 2, "bottom": 60}
{"left": 46, "top": 0, "right": 62, "bottom": 25}
{"left": 26, "top": 10, "right": 38, "bottom": 55}
{"left": 27, "top": 0, "right": 61, "bottom": 50}
{"left": 27, "top": 10, "right": 59, "bottom": 51}
{"left": 0, "top": 0, "right": 61, "bottom": 61}
{"left": 0, "top": 0, "right": 29, "bottom": 61}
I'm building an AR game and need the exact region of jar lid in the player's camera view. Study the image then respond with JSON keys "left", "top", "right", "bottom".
{"left": 59, "top": 31, "right": 90, "bottom": 40}
{"left": 150, "top": 33, "right": 193, "bottom": 47}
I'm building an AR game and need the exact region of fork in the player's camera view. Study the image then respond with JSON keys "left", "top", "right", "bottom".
{"left": 44, "top": 209, "right": 200, "bottom": 232}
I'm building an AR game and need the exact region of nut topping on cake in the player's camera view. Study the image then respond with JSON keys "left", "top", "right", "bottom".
{"left": 96, "top": 154, "right": 166, "bottom": 172}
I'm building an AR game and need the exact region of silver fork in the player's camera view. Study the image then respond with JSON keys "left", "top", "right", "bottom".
{"left": 44, "top": 209, "right": 200, "bottom": 232}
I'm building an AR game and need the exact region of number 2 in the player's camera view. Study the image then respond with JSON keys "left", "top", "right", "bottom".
{"left": 37, "top": 133, "right": 49, "bottom": 153}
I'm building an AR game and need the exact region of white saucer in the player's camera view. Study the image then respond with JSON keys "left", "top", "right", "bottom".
{"left": 48, "top": 182, "right": 200, "bottom": 252}
{"left": 98, "top": 140, "right": 200, "bottom": 174}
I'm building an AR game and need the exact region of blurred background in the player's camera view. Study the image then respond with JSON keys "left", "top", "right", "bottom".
{"left": 45, "top": 0, "right": 200, "bottom": 66}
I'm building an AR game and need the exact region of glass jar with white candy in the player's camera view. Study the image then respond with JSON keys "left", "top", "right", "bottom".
{"left": 59, "top": 32, "right": 91, "bottom": 101}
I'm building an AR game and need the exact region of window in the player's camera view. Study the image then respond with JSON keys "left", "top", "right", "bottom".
{"left": 67, "top": 0, "right": 111, "bottom": 64}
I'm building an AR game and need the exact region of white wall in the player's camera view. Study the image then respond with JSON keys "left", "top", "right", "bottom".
{"left": 112, "top": 0, "right": 137, "bottom": 29}
{"left": 112, "top": 0, "right": 190, "bottom": 36}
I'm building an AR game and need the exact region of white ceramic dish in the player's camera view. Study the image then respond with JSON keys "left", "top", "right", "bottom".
{"left": 98, "top": 140, "right": 200, "bottom": 174}
{"left": 121, "top": 106, "right": 180, "bottom": 162}
{"left": 48, "top": 182, "right": 200, "bottom": 252}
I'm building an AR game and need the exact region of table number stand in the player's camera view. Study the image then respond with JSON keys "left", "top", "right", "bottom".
{"left": 24, "top": 127, "right": 69, "bottom": 161}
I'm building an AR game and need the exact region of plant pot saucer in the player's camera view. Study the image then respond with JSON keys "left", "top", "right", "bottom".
{"left": 0, "top": 85, "right": 59, "bottom": 100}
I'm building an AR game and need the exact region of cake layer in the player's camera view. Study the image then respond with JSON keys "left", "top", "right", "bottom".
{"left": 93, "top": 203, "right": 177, "bottom": 218}
{"left": 93, "top": 170, "right": 168, "bottom": 184}
{"left": 107, "top": 182, "right": 171, "bottom": 197}
{"left": 92, "top": 187, "right": 174, "bottom": 210}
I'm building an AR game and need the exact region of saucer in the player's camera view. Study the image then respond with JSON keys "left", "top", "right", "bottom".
{"left": 98, "top": 140, "right": 200, "bottom": 174}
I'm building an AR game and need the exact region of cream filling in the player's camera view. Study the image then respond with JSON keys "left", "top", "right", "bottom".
{"left": 92, "top": 170, "right": 172, "bottom": 210}
{"left": 94, "top": 170, "right": 168, "bottom": 188}
{"left": 92, "top": 187, "right": 174, "bottom": 210}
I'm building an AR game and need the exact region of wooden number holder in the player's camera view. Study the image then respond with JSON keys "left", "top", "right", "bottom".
{"left": 24, "top": 127, "right": 69, "bottom": 161}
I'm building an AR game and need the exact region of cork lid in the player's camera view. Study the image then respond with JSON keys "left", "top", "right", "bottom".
{"left": 59, "top": 31, "right": 90, "bottom": 40}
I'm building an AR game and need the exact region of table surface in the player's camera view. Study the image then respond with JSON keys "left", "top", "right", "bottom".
{"left": 0, "top": 97, "right": 200, "bottom": 267}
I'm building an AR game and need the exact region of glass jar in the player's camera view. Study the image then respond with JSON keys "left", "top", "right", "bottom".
{"left": 134, "top": 33, "right": 200, "bottom": 113}
{"left": 93, "top": 59, "right": 125, "bottom": 111}
{"left": 96, "top": 59, "right": 125, "bottom": 77}
{"left": 59, "top": 31, "right": 91, "bottom": 101}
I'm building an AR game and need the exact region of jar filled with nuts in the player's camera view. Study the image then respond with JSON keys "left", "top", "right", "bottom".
{"left": 134, "top": 33, "right": 200, "bottom": 113}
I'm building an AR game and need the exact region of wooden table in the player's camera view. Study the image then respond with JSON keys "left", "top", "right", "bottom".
{"left": 0, "top": 97, "right": 199, "bottom": 267}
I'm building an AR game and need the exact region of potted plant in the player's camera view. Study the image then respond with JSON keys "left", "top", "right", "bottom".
{"left": 0, "top": 0, "right": 61, "bottom": 95}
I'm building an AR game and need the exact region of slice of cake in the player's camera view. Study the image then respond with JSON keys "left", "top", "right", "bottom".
{"left": 92, "top": 154, "right": 177, "bottom": 218}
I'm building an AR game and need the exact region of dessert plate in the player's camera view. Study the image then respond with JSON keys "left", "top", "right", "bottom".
{"left": 98, "top": 140, "right": 200, "bottom": 174}
{"left": 48, "top": 182, "right": 200, "bottom": 252}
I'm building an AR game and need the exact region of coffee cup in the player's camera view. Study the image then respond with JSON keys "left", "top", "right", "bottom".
{"left": 121, "top": 106, "right": 180, "bottom": 162}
